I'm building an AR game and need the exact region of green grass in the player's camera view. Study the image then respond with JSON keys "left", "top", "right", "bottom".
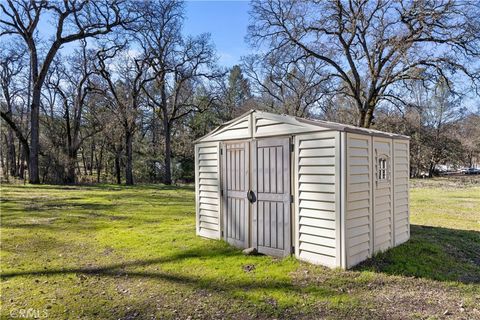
{"left": 410, "top": 185, "right": 480, "bottom": 231}
{"left": 1, "top": 181, "right": 479, "bottom": 319}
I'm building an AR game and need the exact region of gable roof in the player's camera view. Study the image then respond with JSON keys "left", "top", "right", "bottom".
{"left": 195, "top": 110, "right": 409, "bottom": 143}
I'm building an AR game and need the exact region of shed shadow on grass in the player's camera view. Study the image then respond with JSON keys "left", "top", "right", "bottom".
{"left": 1, "top": 225, "right": 478, "bottom": 286}
{"left": 0, "top": 246, "right": 345, "bottom": 314}
{"left": 0, "top": 201, "right": 122, "bottom": 231}
{"left": 355, "top": 224, "right": 480, "bottom": 284}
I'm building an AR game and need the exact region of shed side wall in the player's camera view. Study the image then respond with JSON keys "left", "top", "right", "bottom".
{"left": 393, "top": 140, "right": 410, "bottom": 245}
{"left": 294, "top": 131, "right": 339, "bottom": 268}
{"left": 345, "top": 133, "right": 373, "bottom": 268}
{"left": 196, "top": 142, "right": 221, "bottom": 239}
{"left": 373, "top": 137, "right": 394, "bottom": 253}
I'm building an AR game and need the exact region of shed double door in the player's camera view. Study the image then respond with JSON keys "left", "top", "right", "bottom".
{"left": 222, "top": 138, "right": 291, "bottom": 257}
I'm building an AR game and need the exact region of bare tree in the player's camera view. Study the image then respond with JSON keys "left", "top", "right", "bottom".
{"left": 0, "top": 44, "right": 27, "bottom": 177}
{"left": 45, "top": 41, "right": 99, "bottom": 183}
{"left": 375, "top": 78, "right": 467, "bottom": 176}
{"left": 421, "top": 80, "right": 466, "bottom": 175}
{"left": 135, "top": 0, "right": 182, "bottom": 185}
{"left": 243, "top": 52, "right": 329, "bottom": 117}
{"left": 0, "top": 0, "right": 130, "bottom": 183}
{"left": 248, "top": 0, "right": 480, "bottom": 127}
{"left": 96, "top": 46, "right": 151, "bottom": 185}
{"left": 455, "top": 113, "right": 480, "bottom": 168}
{"left": 138, "top": 1, "right": 220, "bottom": 185}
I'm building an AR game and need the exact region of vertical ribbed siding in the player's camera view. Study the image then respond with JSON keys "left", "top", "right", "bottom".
{"left": 224, "top": 142, "right": 249, "bottom": 248}
{"left": 345, "top": 134, "right": 372, "bottom": 268}
{"left": 195, "top": 142, "right": 221, "bottom": 239}
{"left": 393, "top": 140, "right": 410, "bottom": 245}
{"left": 295, "top": 131, "right": 339, "bottom": 268}
{"left": 373, "top": 138, "right": 393, "bottom": 253}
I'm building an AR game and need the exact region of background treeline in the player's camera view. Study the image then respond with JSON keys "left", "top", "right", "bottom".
{"left": 1, "top": 0, "right": 479, "bottom": 185}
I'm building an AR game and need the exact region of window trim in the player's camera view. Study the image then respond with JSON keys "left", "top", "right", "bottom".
{"left": 376, "top": 154, "right": 390, "bottom": 184}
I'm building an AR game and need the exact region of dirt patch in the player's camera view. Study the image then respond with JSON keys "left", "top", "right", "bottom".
{"left": 292, "top": 266, "right": 480, "bottom": 319}
{"left": 362, "top": 278, "right": 480, "bottom": 320}
{"left": 27, "top": 217, "right": 59, "bottom": 225}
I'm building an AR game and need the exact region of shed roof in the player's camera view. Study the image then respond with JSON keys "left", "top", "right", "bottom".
{"left": 195, "top": 110, "right": 409, "bottom": 143}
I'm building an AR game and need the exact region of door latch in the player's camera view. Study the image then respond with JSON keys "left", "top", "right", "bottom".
{"left": 247, "top": 190, "right": 256, "bottom": 203}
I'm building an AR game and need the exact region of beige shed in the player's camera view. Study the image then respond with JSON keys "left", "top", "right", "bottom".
{"left": 194, "top": 110, "right": 410, "bottom": 268}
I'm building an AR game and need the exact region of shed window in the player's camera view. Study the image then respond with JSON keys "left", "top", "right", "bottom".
{"left": 378, "top": 157, "right": 387, "bottom": 181}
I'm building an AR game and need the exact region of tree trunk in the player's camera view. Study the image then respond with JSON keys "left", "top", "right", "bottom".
{"left": 96, "top": 144, "right": 104, "bottom": 183}
{"left": 114, "top": 152, "right": 121, "bottom": 185}
{"left": 65, "top": 149, "right": 77, "bottom": 184}
{"left": 7, "top": 127, "right": 16, "bottom": 177}
{"left": 81, "top": 148, "right": 88, "bottom": 176}
{"left": 363, "top": 103, "right": 375, "bottom": 128}
{"left": 19, "top": 144, "right": 26, "bottom": 179}
{"left": 89, "top": 142, "right": 94, "bottom": 176}
{"left": 29, "top": 86, "right": 41, "bottom": 184}
{"left": 163, "top": 118, "right": 172, "bottom": 185}
{"left": 428, "top": 162, "right": 436, "bottom": 178}
{"left": 2, "top": 72, "right": 17, "bottom": 178}
{"left": 105, "top": 159, "right": 109, "bottom": 181}
{"left": 125, "top": 130, "right": 134, "bottom": 185}
{"left": 0, "top": 135, "right": 6, "bottom": 178}
{"left": 150, "top": 110, "right": 158, "bottom": 182}
{"left": 42, "top": 157, "right": 50, "bottom": 183}
{"left": 158, "top": 76, "right": 172, "bottom": 185}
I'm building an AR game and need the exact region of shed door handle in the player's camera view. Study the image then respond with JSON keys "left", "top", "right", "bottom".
{"left": 247, "top": 190, "right": 256, "bottom": 203}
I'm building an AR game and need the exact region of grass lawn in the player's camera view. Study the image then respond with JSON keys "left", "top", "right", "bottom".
{"left": 1, "top": 178, "right": 479, "bottom": 319}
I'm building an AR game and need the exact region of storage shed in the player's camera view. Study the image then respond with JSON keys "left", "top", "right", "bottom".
{"left": 194, "top": 110, "right": 410, "bottom": 268}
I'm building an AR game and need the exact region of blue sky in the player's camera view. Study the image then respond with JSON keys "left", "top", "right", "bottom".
{"left": 4, "top": 1, "right": 477, "bottom": 111}
{"left": 184, "top": 1, "right": 251, "bottom": 67}
{"left": 28, "top": 1, "right": 252, "bottom": 67}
